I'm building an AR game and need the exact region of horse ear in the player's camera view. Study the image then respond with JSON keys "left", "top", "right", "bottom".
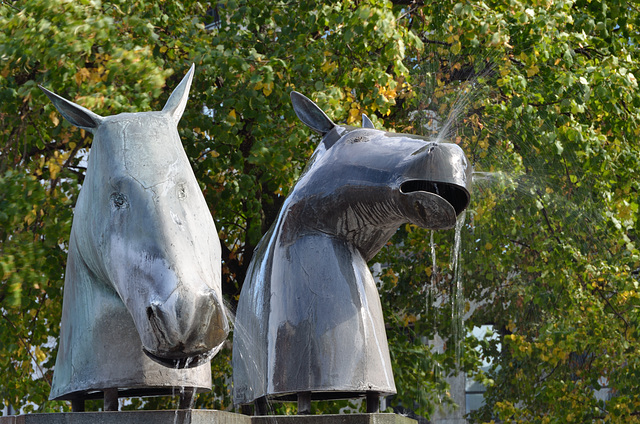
{"left": 163, "top": 63, "right": 195, "bottom": 124}
{"left": 290, "top": 91, "right": 335, "bottom": 135}
{"left": 39, "top": 86, "right": 103, "bottom": 132}
{"left": 362, "top": 114, "right": 374, "bottom": 129}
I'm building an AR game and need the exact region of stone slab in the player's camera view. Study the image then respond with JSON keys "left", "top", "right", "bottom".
{"left": 0, "top": 410, "right": 249, "bottom": 424}
{"left": 252, "top": 413, "right": 416, "bottom": 424}
{"left": 0, "top": 412, "right": 415, "bottom": 424}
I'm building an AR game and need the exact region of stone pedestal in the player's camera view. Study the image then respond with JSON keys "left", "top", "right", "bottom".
{"left": 0, "top": 412, "right": 415, "bottom": 424}
{"left": 0, "top": 410, "right": 247, "bottom": 424}
{"left": 252, "top": 414, "right": 416, "bottom": 424}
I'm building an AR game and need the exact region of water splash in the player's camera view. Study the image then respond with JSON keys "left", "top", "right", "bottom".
{"left": 222, "top": 298, "right": 236, "bottom": 329}
{"left": 170, "top": 337, "right": 203, "bottom": 423}
{"left": 225, "top": 299, "right": 280, "bottom": 416}
{"left": 472, "top": 170, "right": 510, "bottom": 184}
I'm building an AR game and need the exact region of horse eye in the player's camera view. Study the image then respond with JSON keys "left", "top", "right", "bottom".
{"left": 110, "top": 192, "right": 129, "bottom": 209}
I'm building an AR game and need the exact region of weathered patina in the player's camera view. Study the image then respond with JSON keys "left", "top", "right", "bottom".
{"left": 41, "top": 65, "right": 228, "bottom": 408}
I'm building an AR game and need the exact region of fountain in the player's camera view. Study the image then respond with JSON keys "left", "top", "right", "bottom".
{"left": 232, "top": 92, "right": 472, "bottom": 415}
{"left": 1, "top": 86, "right": 470, "bottom": 424}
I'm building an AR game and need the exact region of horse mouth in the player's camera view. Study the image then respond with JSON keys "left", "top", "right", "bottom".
{"left": 143, "top": 348, "right": 214, "bottom": 369}
{"left": 400, "top": 180, "right": 470, "bottom": 216}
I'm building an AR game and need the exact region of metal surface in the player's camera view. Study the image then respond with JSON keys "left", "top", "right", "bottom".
{"left": 41, "top": 65, "right": 228, "bottom": 402}
{"left": 232, "top": 92, "right": 471, "bottom": 406}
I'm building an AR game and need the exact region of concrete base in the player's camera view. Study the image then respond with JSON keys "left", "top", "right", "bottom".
{"left": 0, "top": 410, "right": 247, "bottom": 424}
{"left": 252, "top": 414, "right": 416, "bottom": 424}
{"left": 0, "top": 412, "right": 415, "bottom": 424}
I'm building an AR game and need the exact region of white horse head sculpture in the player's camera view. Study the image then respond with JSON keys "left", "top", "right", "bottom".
{"left": 41, "top": 65, "right": 228, "bottom": 405}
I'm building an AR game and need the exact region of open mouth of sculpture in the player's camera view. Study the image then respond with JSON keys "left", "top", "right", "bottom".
{"left": 143, "top": 348, "right": 215, "bottom": 369}
{"left": 400, "top": 180, "right": 470, "bottom": 216}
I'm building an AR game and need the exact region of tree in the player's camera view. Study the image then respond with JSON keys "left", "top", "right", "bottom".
{"left": 383, "top": 0, "right": 640, "bottom": 422}
{"left": 1, "top": 0, "right": 640, "bottom": 422}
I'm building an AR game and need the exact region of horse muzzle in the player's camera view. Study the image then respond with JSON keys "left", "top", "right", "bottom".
{"left": 141, "top": 288, "right": 229, "bottom": 368}
{"left": 399, "top": 142, "right": 471, "bottom": 229}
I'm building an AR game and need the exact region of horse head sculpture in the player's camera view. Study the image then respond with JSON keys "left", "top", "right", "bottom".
{"left": 41, "top": 65, "right": 228, "bottom": 409}
{"left": 232, "top": 92, "right": 471, "bottom": 413}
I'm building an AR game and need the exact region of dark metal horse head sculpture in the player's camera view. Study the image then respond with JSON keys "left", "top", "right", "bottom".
{"left": 232, "top": 91, "right": 471, "bottom": 412}
{"left": 41, "top": 65, "right": 228, "bottom": 408}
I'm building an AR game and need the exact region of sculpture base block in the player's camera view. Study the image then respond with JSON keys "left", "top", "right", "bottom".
{"left": 0, "top": 410, "right": 246, "bottom": 424}
{"left": 0, "top": 412, "right": 416, "bottom": 424}
{"left": 252, "top": 414, "right": 416, "bottom": 424}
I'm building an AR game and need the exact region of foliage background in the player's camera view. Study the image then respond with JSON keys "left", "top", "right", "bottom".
{"left": 1, "top": 0, "right": 640, "bottom": 422}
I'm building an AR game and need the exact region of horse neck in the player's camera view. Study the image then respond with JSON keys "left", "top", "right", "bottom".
{"left": 278, "top": 188, "right": 403, "bottom": 262}
{"left": 61, "top": 227, "right": 130, "bottom": 344}
{"left": 50, "top": 230, "right": 136, "bottom": 398}
{"left": 268, "top": 203, "right": 369, "bottom": 279}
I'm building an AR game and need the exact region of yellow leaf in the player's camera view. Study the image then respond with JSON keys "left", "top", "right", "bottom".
{"left": 348, "top": 108, "right": 360, "bottom": 124}
{"left": 90, "top": 66, "right": 104, "bottom": 84}
{"left": 526, "top": 64, "right": 540, "bottom": 77}
{"left": 34, "top": 346, "right": 46, "bottom": 363}
{"left": 262, "top": 81, "right": 273, "bottom": 97}
{"left": 48, "top": 158, "right": 61, "bottom": 180}
{"left": 74, "top": 67, "right": 90, "bottom": 86}
{"left": 25, "top": 205, "right": 38, "bottom": 225}
{"left": 49, "top": 111, "right": 59, "bottom": 126}
{"left": 403, "top": 314, "right": 417, "bottom": 326}
{"left": 451, "top": 41, "right": 461, "bottom": 54}
{"left": 321, "top": 61, "right": 336, "bottom": 73}
{"left": 228, "top": 109, "right": 237, "bottom": 126}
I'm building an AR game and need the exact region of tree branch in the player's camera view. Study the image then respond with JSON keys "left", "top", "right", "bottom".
{"left": 1, "top": 311, "right": 52, "bottom": 388}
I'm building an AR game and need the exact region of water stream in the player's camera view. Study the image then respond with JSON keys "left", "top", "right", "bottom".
{"left": 428, "top": 230, "right": 437, "bottom": 329}
{"left": 450, "top": 210, "right": 466, "bottom": 370}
